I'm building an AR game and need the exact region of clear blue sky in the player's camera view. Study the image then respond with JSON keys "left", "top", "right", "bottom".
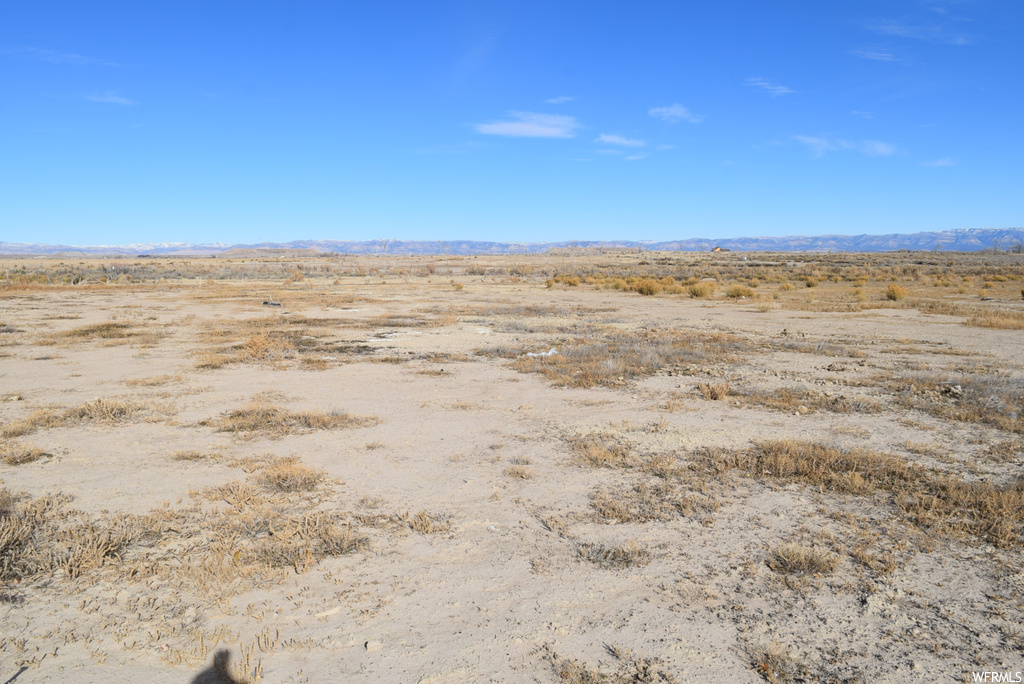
{"left": 2, "top": 1, "right": 1021, "bottom": 246}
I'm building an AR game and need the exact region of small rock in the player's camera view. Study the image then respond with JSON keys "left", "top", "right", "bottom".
{"left": 364, "top": 640, "right": 383, "bottom": 653}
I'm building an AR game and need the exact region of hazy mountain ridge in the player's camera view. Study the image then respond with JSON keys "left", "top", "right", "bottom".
{"left": 2, "top": 228, "right": 1022, "bottom": 256}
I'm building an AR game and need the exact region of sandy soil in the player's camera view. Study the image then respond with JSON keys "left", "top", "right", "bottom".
{"left": 1, "top": 263, "right": 1022, "bottom": 683}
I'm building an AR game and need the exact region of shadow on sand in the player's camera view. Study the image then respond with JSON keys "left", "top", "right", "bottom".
{"left": 190, "top": 650, "right": 244, "bottom": 684}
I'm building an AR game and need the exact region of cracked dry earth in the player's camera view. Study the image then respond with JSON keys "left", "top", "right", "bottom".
{"left": 1, "top": 275, "right": 1023, "bottom": 683}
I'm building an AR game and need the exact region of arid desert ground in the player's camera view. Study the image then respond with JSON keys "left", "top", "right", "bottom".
{"left": 1, "top": 250, "right": 1023, "bottom": 683}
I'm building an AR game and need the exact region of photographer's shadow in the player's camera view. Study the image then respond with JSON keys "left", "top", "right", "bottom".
{"left": 191, "top": 650, "right": 244, "bottom": 684}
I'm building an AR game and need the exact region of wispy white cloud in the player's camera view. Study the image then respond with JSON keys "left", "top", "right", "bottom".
{"left": 862, "top": 140, "right": 896, "bottom": 156}
{"left": 793, "top": 135, "right": 897, "bottom": 158}
{"left": 596, "top": 133, "right": 645, "bottom": 147}
{"left": 866, "top": 21, "right": 972, "bottom": 45}
{"left": 545, "top": 96, "right": 574, "bottom": 104}
{"left": 921, "top": 157, "right": 956, "bottom": 167}
{"left": 852, "top": 48, "right": 901, "bottom": 61}
{"left": 4, "top": 47, "right": 119, "bottom": 66}
{"left": 745, "top": 77, "right": 796, "bottom": 97}
{"left": 648, "top": 103, "right": 703, "bottom": 123}
{"left": 476, "top": 112, "right": 579, "bottom": 138}
{"left": 88, "top": 91, "right": 135, "bottom": 105}
{"left": 794, "top": 135, "right": 854, "bottom": 158}
{"left": 625, "top": 155, "right": 645, "bottom": 161}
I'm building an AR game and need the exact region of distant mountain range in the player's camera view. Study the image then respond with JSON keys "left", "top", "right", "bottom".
{"left": 2, "top": 228, "right": 1023, "bottom": 256}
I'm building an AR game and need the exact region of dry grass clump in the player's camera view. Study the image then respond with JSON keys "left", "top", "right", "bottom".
{"left": 56, "top": 321, "right": 138, "bottom": 342}
{"left": 697, "top": 381, "right": 730, "bottom": 401}
{"left": 508, "top": 329, "right": 746, "bottom": 388}
{"left": 984, "top": 439, "right": 1022, "bottom": 462}
{"left": 1, "top": 489, "right": 135, "bottom": 582}
{"left": 766, "top": 542, "right": 839, "bottom": 576}
{"left": 706, "top": 440, "right": 1024, "bottom": 547}
{"left": 590, "top": 481, "right": 717, "bottom": 523}
{"left": 748, "top": 642, "right": 807, "bottom": 684}
{"left": 196, "top": 477, "right": 368, "bottom": 576}
{"left": 1, "top": 398, "right": 164, "bottom": 437}
{"left": 125, "top": 374, "right": 182, "bottom": 387}
{"left": 245, "top": 512, "right": 365, "bottom": 570}
{"left": 0, "top": 442, "right": 48, "bottom": 465}
{"left": 577, "top": 540, "right": 650, "bottom": 568}
{"left": 546, "top": 647, "right": 678, "bottom": 683}
{"left": 202, "top": 402, "right": 378, "bottom": 436}
{"left": 63, "top": 397, "right": 153, "bottom": 422}
{"left": 255, "top": 456, "right": 326, "bottom": 492}
{"left": 1, "top": 410, "right": 62, "bottom": 438}
{"left": 504, "top": 465, "right": 534, "bottom": 479}
{"left": 397, "top": 510, "right": 449, "bottom": 534}
{"left": 890, "top": 371, "right": 1024, "bottom": 434}
{"left": 966, "top": 311, "right": 1024, "bottom": 330}
{"left": 567, "top": 432, "right": 637, "bottom": 468}
{"left": 171, "top": 450, "right": 218, "bottom": 462}
{"left": 194, "top": 316, "right": 377, "bottom": 369}
{"left": 736, "top": 387, "right": 881, "bottom": 414}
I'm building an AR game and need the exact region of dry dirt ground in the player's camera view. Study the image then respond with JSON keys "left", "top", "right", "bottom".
{"left": 1, "top": 253, "right": 1023, "bottom": 683}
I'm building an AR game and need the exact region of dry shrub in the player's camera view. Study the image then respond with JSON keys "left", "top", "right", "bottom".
{"left": 590, "top": 481, "right": 717, "bottom": 523}
{"left": 577, "top": 540, "right": 650, "bottom": 568}
{"left": 509, "top": 329, "right": 746, "bottom": 388}
{"left": 240, "top": 333, "right": 290, "bottom": 361}
{"left": 687, "top": 282, "right": 716, "bottom": 298}
{"left": 725, "top": 284, "right": 755, "bottom": 298}
{"left": 697, "top": 381, "right": 730, "bottom": 400}
{"left": 766, "top": 542, "right": 838, "bottom": 576}
{"left": 203, "top": 402, "right": 378, "bottom": 436}
{"left": 885, "top": 284, "right": 908, "bottom": 301}
{"left": 634, "top": 279, "right": 661, "bottom": 296}
{"left": 0, "top": 442, "right": 47, "bottom": 466}
{"left": 397, "top": 510, "right": 449, "bottom": 534}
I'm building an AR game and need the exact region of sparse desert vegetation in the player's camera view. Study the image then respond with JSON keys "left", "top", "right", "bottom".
{"left": 1, "top": 250, "right": 1023, "bottom": 681}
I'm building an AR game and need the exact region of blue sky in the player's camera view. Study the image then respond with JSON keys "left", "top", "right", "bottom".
{"left": 2, "top": 1, "right": 1022, "bottom": 246}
